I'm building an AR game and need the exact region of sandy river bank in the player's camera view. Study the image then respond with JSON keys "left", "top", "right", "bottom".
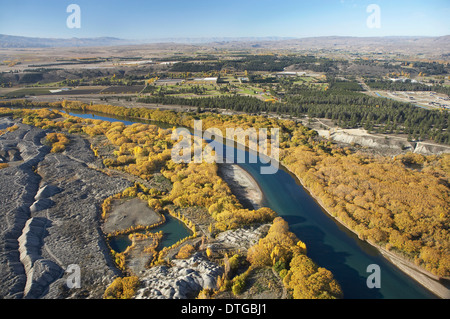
{"left": 218, "top": 163, "right": 263, "bottom": 210}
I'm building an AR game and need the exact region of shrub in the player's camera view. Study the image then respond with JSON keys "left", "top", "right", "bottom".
{"left": 46, "top": 132, "right": 70, "bottom": 153}
{"left": 103, "top": 276, "right": 140, "bottom": 299}
{"left": 231, "top": 272, "right": 248, "bottom": 296}
{"left": 175, "top": 244, "right": 195, "bottom": 259}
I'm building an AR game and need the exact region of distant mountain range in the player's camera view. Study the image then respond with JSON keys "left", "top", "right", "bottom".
{"left": 0, "top": 34, "right": 449, "bottom": 58}
{"left": 0, "top": 34, "right": 294, "bottom": 48}
{"left": 0, "top": 34, "right": 132, "bottom": 48}
{"left": 252, "top": 35, "right": 450, "bottom": 55}
{"left": 145, "top": 36, "right": 296, "bottom": 44}
{"left": 216, "top": 35, "right": 450, "bottom": 58}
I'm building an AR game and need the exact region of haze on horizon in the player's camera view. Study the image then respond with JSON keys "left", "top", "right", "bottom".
{"left": 0, "top": 0, "right": 449, "bottom": 41}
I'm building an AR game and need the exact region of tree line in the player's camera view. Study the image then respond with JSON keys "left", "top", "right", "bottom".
{"left": 170, "top": 55, "right": 339, "bottom": 73}
{"left": 138, "top": 88, "right": 450, "bottom": 145}
{"left": 367, "top": 79, "right": 450, "bottom": 95}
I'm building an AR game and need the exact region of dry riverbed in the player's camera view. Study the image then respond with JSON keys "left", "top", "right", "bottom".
{"left": 0, "top": 118, "right": 132, "bottom": 298}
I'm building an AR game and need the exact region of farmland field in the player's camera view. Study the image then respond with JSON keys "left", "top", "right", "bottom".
{"left": 100, "top": 85, "right": 145, "bottom": 94}
{"left": 0, "top": 87, "right": 58, "bottom": 98}
{"left": 53, "top": 87, "right": 106, "bottom": 95}
{"left": 0, "top": 86, "right": 109, "bottom": 98}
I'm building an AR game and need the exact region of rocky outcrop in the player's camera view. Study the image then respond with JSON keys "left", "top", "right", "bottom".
{"left": 134, "top": 225, "right": 270, "bottom": 299}
{"left": 0, "top": 121, "right": 132, "bottom": 299}
{"left": 35, "top": 140, "right": 132, "bottom": 298}
{"left": 214, "top": 224, "right": 270, "bottom": 251}
{"left": 0, "top": 122, "right": 50, "bottom": 298}
{"left": 18, "top": 217, "right": 63, "bottom": 298}
{"left": 318, "top": 129, "right": 411, "bottom": 151}
{"left": 317, "top": 128, "right": 450, "bottom": 156}
{"left": 135, "top": 253, "right": 223, "bottom": 299}
{"left": 414, "top": 142, "right": 450, "bottom": 155}
{"left": 34, "top": 185, "right": 61, "bottom": 201}
{"left": 23, "top": 259, "right": 63, "bottom": 299}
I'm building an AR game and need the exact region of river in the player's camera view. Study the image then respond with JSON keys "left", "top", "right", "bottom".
{"left": 65, "top": 109, "right": 438, "bottom": 299}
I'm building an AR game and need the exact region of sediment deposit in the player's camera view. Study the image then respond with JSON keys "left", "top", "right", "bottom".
{"left": 0, "top": 118, "right": 132, "bottom": 298}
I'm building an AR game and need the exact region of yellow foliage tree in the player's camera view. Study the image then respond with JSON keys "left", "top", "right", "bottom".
{"left": 175, "top": 244, "right": 195, "bottom": 259}
{"left": 103, "top": 276, "right": 140, "bottom": 299}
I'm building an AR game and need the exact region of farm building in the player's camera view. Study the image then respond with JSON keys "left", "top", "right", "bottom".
{"left": 188, "top": 77, "right": 218, "bottom": 84}
{"left": 159, "top": 61, "right": 180, "bottom": 65}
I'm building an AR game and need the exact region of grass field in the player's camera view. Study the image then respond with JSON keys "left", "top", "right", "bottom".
{"left": 293, "top": 76, "right": 316, "bottom": 84}
{"left": 0, "top": 73, "right": 323, "bottom": 101}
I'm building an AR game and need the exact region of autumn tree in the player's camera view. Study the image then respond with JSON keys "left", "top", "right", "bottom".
{"left": 103, "top": 276, "right": 140, "bottom": 299}
{"left": 175, "top": 244, "right": 196, "bottom": 259}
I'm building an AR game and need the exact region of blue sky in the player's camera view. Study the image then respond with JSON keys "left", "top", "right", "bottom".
{"left": 0, "top": 0, "right": 449, "bottom": 39}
